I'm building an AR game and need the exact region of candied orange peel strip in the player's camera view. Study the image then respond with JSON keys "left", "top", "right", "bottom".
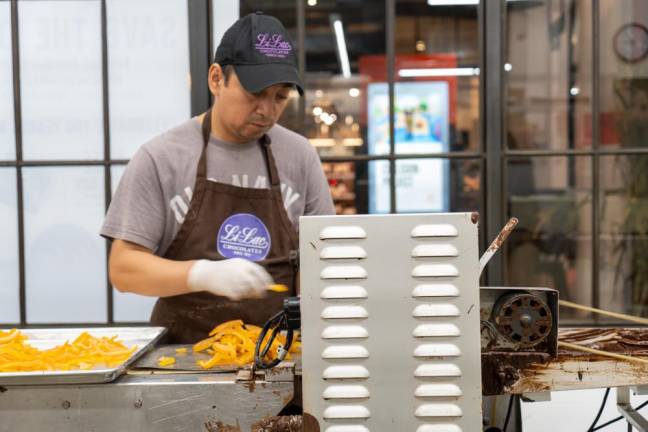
{"left": 0, "top": 329, "right": 137, "bottom": 372}
{"left": 192, "top": 320, "right": 301, "bottom": 369}
{"left": 157, "top": 356, "right": 176, "bottom": 367}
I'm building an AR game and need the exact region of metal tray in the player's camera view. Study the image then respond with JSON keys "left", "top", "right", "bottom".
{"left": 133, "top": 344, "right": 242, "bottom": 373}
{"left": 0, "top": 326, "right": 166, "bottom": 386}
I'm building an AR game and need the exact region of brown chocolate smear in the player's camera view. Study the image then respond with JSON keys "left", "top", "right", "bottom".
{"left": 251, "top": 415, "right": 303, "bottom": 432}
{"left": 559, "top": 328, "right": 648, "bottom": 356}
{"left": 204, "top": 420, "right": 240, "bottom": 432}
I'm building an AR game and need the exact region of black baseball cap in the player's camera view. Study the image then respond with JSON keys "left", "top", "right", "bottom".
{"left": 214, "top": 12, "right": 304, "bottom": 95}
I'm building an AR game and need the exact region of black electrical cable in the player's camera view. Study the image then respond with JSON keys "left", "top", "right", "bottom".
{"left": 254, "top": 309, "right": 289, "bottom": 369}
{"left": 588, "top": 388, "right": 611, "bottom": 431}
{"left": 592, "top": 399, "right": 648, "bottom": 431}
{"left": 503, "top": 395, "right": 515, "bottom": 432}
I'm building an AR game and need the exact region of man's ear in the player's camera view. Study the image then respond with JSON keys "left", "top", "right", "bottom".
{"left": 208, "top": 64, "right": 223, "bottom": 98}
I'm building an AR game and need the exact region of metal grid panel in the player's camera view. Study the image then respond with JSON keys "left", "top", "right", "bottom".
{"left": 300, "top": 213, "right": 482, "bottom": 431}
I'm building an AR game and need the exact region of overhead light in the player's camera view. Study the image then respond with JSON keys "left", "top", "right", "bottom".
{"left": 308, "top": 0, "right": 317, "bottom": 5}
{"left": 343, "top": 138, "right": 363, "bottom": 147}
{"left": 504, "top": 63, "right": 513, "bottom": 71}
{"left": 570, "top": 87, "right": 580, "bottom": 96}
{"left": 315, "top": 89, "right": 324, "bottom": 98}
{"left": 310, "top": 138, "right": 336, "bottom": 147}
{"left": 331, "top": 15, "right": 351, "bottom": 78}
{"left": 313, "top": 106, "right": 323, "bottom": 116}
{"left": 416, "top": 40, "right": 427, "bottom": 52}
{"left": 398, "top": 68, "right": 480, "bottom": 77}
{"left": 428, "top": 0, "right": 525, "bottom": 4}
{"left": 427, "top": 0, "right": 478, "bottom": 5}
{"left": 349, "top": 88, "right": 360, "bottom": 97}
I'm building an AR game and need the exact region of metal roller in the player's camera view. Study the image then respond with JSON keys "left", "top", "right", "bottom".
{"left": 493, "top": 292, "right": 553, "bottom": 348}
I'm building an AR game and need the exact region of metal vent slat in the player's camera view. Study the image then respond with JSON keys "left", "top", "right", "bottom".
{"left": 322, "top": 345, "right": 370, "bottom": 360}
{"left": 321, "top": 285, "right": 368, "bottom": 300}
{"left": 414, "top": 344, "right": 461, "bottom": 358}
{"left": 412, "top": 264, "right": 459, "bottom": 278}
{"left": 321, "top": 326, "right": 369, "bottom": 339}
{"left": 321, "top": 306, "right": 368, "bottom": 320}
{"left": 413, "top": 304, "right": 461, "bottom": 318}
{"left": 412, "top": 284, "right": 460, "bottom": 298}
{"left": 320, "top": 226, "right": 367, "bottom": 240}
{"left": 323, "top": 365, "right": 370, "bottom": 380}
{"left": 325, "top": 426, "right": 371, "bottom": 432}
{"left": 413, "top": 324, "right": 461, "bottom": 338}
{"left": 321, "top": 266, "right": 368, "bottom": 280}
{"left": 415, "top": 404, "right": 462, "bottom": 418}
{"left": 414, "top": 364, "right": 462, "bottom": 378}
{"left": 411, "top": 244, "right": 459, "bottom": 258}
{"left": 323, "top": 385, "right": 371, "bottom": 399}
{"left": 416, "top": 424, "right": 462, "bottom": 432}
{"left": 415, "top": 384, "right": 463, "bottom": 397}
{"left": 411, "top": 224, "right": 458, "bottom": 238}
{"left": 323, "top": 405, "right": 371, "bottom": 419}
{"left": 321, "top": 246, "right": 367, "bottom": 260}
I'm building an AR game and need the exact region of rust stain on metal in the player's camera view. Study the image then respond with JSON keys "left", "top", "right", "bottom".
{"left": 302, "top": 413, "right": 320, "bottom": 432}
{"left": 204, "top": 420, "right": 241, "bottom": 432}
{"left": 471, "top": 212, "right": 480, "bottom": 224}
{"left": 481, "top": 352, "right": 550, "bottom": 395}
{"left": 559, "top": 328, "right": 648, "bottom": 355}
{"left": 486, "top": 217, "right": 519, "bottom": 253}
{"left": 244, "top": 380, "right": 257, "bottom": 393}
{"left": 488, "top": 328, "right": 648, "bottom": 395}
{"left": 251, "top": 415, "right": 302, "bottom": 432}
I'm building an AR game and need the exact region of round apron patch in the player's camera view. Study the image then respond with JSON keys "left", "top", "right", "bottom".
{"left": 217, "top": 213, "right": 272, "bottom": 261}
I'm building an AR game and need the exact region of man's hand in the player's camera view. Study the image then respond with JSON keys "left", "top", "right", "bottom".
{"left": 187, "top": 258, "right": 272, "bottom": 300}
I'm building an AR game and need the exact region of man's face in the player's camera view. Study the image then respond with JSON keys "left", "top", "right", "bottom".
{"left": 210, "top": 65, "right": 292, "bottom": 143}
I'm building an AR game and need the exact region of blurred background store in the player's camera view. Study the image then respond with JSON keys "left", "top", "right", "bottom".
{"left": 1, "top": 0, "right": 648, "bottom": 328}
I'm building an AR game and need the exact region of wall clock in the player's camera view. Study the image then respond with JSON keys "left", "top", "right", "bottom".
{"left": 614, "top": 23, "right": 648, "bottom": 63}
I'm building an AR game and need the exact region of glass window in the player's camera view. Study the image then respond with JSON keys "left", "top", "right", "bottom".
{"left": 305, "top": 0, "right": 387, "bottom": 158}
{"left": 600, "top": 155, "right": 648, "bottom": 317}
{"left": 19, "top": 1, "right": 103, "bottom": 161}
{"left": 395, "top": 158, "right": 482, "bottom": 214}
{"left": 0, "top": 2, "right": 14, "bottom": 161}
{"left": 23, "top": 167, "right": 107, "bottom": 324}
{"left": 506, "top": 156, "right": 592, "bottom": 322}
{"left": 110, "top": 164, "right": 156, "bottom": 322}
{"left": 107, "top": 0, "right": 191, "bottom": 160}
{"left": 212, "top": 0, "right": 239, "bottom": 56}
{"left": 599, "top": 0, "right": 648, "bottom": 151}
{"left": 505, "top": 0, "right": 592, "bottom": 151}
{"left": 396, "top": 0, "right": 480, "bottom": 153}
{"left": 0, "top": 168, "right": 19, "bottom": 324}
{"left": 322, "top": 161, "right": 387, "bottom": 216}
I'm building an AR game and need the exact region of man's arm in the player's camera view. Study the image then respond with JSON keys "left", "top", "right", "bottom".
{"left": 109, "top": 239, "right": 195, "bottom": 297}
{"left": 109, "top": 239, "right": 273, "bottom": 300}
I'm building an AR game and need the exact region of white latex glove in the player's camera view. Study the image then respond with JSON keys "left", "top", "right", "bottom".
{"left": 187, "top": 258, "right": 272, "bottom": 301}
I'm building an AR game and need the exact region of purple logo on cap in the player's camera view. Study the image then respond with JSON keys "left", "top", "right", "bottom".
{"left": 256, "top": 33, "right": 292, "bottom": 58}
{"left": 217, "top": 213, "right": 271, "bottom": 261}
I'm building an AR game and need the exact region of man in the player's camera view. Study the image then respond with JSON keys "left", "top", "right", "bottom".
{"left": 101, "top": 12, "right": 334, "bottom": 343}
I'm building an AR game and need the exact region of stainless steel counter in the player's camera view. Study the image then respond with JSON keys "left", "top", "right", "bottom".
{"left": 0, "top": 345, "right": 298, "bottom": 432}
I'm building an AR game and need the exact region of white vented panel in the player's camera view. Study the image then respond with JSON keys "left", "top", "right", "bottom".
{"left": 300, "top": 213, "right": 482, "bottom": 431}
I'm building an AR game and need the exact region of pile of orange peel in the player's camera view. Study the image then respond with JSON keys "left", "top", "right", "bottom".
{"left": 190, "top": 319, "right": 300, "bottom": 369}
{"left": 0, "top": 329, "right": 137, "bottom": 372}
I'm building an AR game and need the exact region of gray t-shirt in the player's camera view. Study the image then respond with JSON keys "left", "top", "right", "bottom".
{"left": 101, "top": 117, "right": 335, "bottom": 255}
